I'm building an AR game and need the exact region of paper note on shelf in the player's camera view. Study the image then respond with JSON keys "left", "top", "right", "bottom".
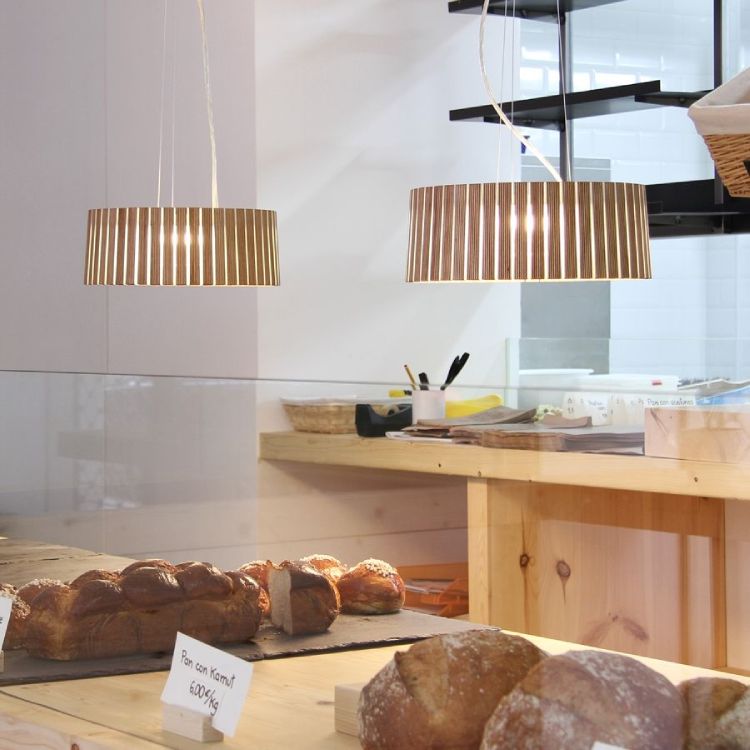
{"left": 161, "top": 632, "right": 254, "bottom": 737}
{"left": 562, "top": 392, "right": 612, "bottom": 426}
{"left": 0, "top": 596, "right": 12, "bottom": 650}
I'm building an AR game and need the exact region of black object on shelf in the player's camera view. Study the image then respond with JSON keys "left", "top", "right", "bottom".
{"left": 450, "top": 81, "right": 702, "bottom": 130}
{"left": 647, "top": 180, "right": 750, "bottom": 238}
{"left": 355, "top": 403, "right": 412, "bottom": 438}
{"left": 448, "top": 0, "right": 625, "bottom": 22}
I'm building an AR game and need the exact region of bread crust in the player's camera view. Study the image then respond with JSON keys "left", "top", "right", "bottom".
{"left": 0, "top": 583, "right": 29, "bottom": 651}
{"left": 21, "top": 560, "right": 263, "bottom": 660}
{"left": 358, "top": 630, "right": 547, "bottom": 750}
{"left": 481, "top": 649, "right": 685, "bottom": 750}
{"left": 337, "top": 559, "right": 405, "bottom": 615}
{"left": 300, "top": 554, "right": 348, "bottom": 582}
{"left": 268, "top": 561, "right": 340, "bottom": 635}
{"left": 681, "top": 677, "right": 750, "bottom": 749}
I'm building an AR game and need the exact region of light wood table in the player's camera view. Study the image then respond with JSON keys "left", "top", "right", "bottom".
{"left": 260, "top": 432, "right": 745, "bottom": 671}
{"left": 0, "top": 632, "right": 746, "bottom": 750}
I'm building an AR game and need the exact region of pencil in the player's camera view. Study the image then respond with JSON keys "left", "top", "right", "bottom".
{"left": 404, "top": 364, "right": 418, "bottom": 389}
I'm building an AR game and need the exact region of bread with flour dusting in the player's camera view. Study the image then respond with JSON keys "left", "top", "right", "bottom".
{"left": 358, "top": 630, "right": 546, "bottom": 750}
{"left": 680, "top": 676, "right": 750, "bottom": 749}
{"left": 480, "top": 649, "right": 684, "bottom": 749}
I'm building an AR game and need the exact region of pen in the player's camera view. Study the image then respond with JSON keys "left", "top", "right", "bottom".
{"left": 404, "top": 364, "right": 418, "bottom": 389}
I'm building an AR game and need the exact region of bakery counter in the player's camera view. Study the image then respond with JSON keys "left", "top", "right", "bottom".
{"left": 259, "top": 432, "right": 746, "bottom": 672}
{"left": 0, "top": 632, "right": 746, "bottom": 749}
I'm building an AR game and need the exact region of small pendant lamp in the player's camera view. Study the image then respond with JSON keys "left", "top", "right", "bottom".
{"left": 84, "top": 1, "right": 279, "bottom": 287}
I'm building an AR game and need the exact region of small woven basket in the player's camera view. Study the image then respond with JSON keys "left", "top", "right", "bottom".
{"left": 282, "top": 402, "right": 356, "bottom": 434}
{"left": 702, "top": 133, "right": 750, "bottom": 197}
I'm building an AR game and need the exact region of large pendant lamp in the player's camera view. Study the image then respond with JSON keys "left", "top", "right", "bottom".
{"left": 407, "top": 0, "right": 651, "bottom": 283}
{"left": 84, "top": 1, "right": 279, "bottom": 287}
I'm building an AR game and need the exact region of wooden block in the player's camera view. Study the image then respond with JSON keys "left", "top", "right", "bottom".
{"left": 162, "top": 703, "right": 223, "bottom": 743}
{"left": 645, "top": 406, "right": 750, "bottom": 464}
{"left": 334, "top": 682, "right": 364, "bottom": 737}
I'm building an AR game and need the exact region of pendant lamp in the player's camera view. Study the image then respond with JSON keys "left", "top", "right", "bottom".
{"left": 84, "top": 1, "right": 279, "bottom": 287}
{"left": 407, "top": 0, "right": 651, "bottom": 282}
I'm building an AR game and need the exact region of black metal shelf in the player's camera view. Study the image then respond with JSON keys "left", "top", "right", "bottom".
{"left": 448, "top": 0, "right": 625, "bottom": 21}
{"left": 450, "top": 81, "right": 704, "bottom": 130}
{"left": 647, "top": 180, "right": 750, "bottom": 238}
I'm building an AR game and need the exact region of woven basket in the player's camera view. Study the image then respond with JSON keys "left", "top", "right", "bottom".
{"left": 702, "top": 133, "right": 750, "bottom": 197}
{"left": 688, "top": 68, "right": 750, "bottom": 198}
{"left": 282, "top": 402, "right": 356, "bottom": 434}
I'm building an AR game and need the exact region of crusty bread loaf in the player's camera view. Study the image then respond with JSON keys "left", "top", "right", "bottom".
{"left": 268, "top": 561, "right": 340, "bottom": 635}
{"left": 481, "top": 649, "right": 684, "bottom": 749}
{"left": 0, "top": 583, "right": 30, "bottom": 651}
{"left": 300, "top": 554, "right": 348, "bottom": 582}
{"left": 681, "top": 676, "right": 750, "bottom": 749}
{"left": 337, "top": 559, "right": 404, "bottom": 615}
{"left": 358, "top": 630, "right": 546, "bottom": 750}
{"left": 22, "top": 560, "right": 263, "bottom": 660}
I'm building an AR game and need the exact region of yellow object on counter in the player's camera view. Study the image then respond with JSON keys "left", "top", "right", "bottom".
{"left": 446, "top": 394, "right": 503, "bottom": 417}
{"left": 387, "top": 391, "right": 503, "bottom": 418}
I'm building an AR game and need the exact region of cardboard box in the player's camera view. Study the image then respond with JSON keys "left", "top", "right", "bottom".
{"left": 644, "top": 405, "right": 750, "bottom": 464}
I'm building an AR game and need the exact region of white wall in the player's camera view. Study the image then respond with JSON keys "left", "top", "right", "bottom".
{"left": 0, "top": 0, "right": 260, "bottom": 379}
{"left": 254, "top": 1, "right": 521, "bottom": 387}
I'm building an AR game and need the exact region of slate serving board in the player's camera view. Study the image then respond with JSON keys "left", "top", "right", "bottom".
{"left": 0, "top": 611, "right": 493, "bottom": 686}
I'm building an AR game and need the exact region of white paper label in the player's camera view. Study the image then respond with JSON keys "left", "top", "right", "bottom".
{"left": 161, "top": 632, "right": 254, "bottom": 737}
{"left": 592, "top": 743, "right": 629, "bottom": 750}
{"left": 0, "top": 596, "right": 12, "bottom": 649}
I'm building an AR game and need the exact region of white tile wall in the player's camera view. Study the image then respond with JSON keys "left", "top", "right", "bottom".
{"left": 519, "top": 0, "right": 750, "bottom": 379}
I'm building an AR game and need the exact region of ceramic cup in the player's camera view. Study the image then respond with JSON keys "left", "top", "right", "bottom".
{"left": 411, "top": 389, "right": 447, "bottom": 424}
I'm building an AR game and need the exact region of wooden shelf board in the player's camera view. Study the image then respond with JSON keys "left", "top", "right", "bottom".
{"left": 259, "top": 431, "right": 750, "bottom": 502}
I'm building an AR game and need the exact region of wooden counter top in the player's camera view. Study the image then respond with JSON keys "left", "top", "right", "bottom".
{"left": 0, "top": 633, "right": 746, "bottom": 749}
{"left": 260, "top": 431, "right": 750, "bottom": 501}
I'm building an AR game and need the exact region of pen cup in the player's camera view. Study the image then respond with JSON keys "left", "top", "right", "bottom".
{"left": 412, "top": 389, "right": 447, "bottom": 424}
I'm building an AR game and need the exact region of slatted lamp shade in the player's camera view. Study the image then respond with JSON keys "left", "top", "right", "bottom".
{"left": 406, "top": 181, "right": 651, "bottom": 282}
{"left": 84, "top": 207, "right": 279, "bottom": 286}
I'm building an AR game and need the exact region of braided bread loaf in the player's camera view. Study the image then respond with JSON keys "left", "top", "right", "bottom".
{"left": 20, "top": 559, "right": 263, "bottom": 661}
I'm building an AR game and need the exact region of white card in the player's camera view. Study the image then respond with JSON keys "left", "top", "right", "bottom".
{"left": 592, "top": 743, "right": 629, "bottom": 750}
{"left": 0, "top": 596, "right": 13, "bottom": 649}
{"left": 161, "top": 632, "right": 254, "bottom": 737}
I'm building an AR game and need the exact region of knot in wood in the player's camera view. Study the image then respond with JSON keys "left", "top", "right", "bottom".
{"left": 556, "top": 559, "right": 571, "bottom": 579}
{"left": 519, "top": 553, "right": 530, "bottom": 568}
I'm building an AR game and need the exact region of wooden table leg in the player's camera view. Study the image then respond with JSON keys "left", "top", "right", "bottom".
{"left": 467, "top": 476, "right": 726, "bottom": 668}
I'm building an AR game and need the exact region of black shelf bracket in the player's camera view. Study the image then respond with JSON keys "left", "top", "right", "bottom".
{"left": 450, "top": 81, "right": 702, "bottom": 130}
{"left": 448, "top": 0, "right": 625, "bottom": 22}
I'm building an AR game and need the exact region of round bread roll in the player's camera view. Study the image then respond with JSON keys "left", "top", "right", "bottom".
{"left": 358, "top": 630, "right": 547, "bottom": 750}
{"left": 0, "top": 583, "right": 29, "bottom": 650}
{"left": 681, "top": 676, "right": 750, "bottom": 749}
{"left": 337, "top": 558, "right": 404, "bottom": 614}
{"left": 480, "top": 649, "right": 684, "bottom": 749}
{"left": 300, "top": 554, "right": 348, "bottom": 582}
{"left": 238, "top": 560, "right": 272, "bottom": 591}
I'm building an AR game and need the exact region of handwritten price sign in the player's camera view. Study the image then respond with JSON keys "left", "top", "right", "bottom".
{"left": 161, "top": 632, "right": 254, "bottom": 737}
{"left": 0, "top": 596, "right": 12, "bottom": 649}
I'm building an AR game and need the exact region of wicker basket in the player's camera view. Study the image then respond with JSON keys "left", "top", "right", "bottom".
{"left": 282, "top": 400, "right": 356, "bottom": 434}
{"left": 689, "top": 68, "right": 750, "bottom": 198}
{"left": 702, "top": 133, "right": 750, "bottom": 197}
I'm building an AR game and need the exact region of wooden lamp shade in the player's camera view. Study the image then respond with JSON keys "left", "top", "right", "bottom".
{"left": 406, "top": 181, "right": 651, "bottom": 282}
{"left": 84, "top": 207, "right": 280, "bottom": 286}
